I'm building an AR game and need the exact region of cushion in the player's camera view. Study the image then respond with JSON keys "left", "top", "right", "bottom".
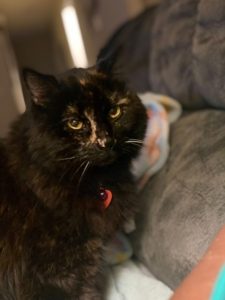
{"left": 131, "top": 109, "right": 225, "bottom": 289}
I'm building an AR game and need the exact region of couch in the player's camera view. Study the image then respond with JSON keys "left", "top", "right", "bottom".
{"left": 99, "top": 0, "right": 225, "bottom": 289}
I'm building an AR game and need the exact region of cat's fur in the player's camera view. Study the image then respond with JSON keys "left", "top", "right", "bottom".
{"left": 0, "top": 62, "right": 147, "bottom": 299}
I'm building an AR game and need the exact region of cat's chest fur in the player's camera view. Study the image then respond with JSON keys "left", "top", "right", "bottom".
{"left": 0, "top": 144, "right": 135, "bottom": 277}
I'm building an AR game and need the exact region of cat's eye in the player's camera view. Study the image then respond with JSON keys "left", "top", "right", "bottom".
{"left": 109, "top": 106, "right": 122, "bottom": 120}
{"left": 67, "top": 119, "right": 83, "bottom": 130}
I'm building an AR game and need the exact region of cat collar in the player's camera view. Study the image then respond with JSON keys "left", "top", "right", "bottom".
{"left": 99, "top": 189, "right": 112, "bottom": 209}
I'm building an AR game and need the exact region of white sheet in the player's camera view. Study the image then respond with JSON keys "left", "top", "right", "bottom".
{"left": 107, "top": 260, "right": 173, "bottom": 300}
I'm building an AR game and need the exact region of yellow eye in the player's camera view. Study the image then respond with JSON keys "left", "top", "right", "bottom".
{"left": 67, "top": 119, "right": 83, "bottom": 130}
{"left": 109, "top": 106, "right": 122, "bottom": 120}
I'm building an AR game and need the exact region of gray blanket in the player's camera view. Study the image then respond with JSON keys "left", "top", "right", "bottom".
{"left": 131, "top": 109, "right": 225, "bottom": 288}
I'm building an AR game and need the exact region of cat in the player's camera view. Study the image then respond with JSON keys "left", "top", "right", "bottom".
{"left": 0, "top": 59, "right": 147, "bottom": 300}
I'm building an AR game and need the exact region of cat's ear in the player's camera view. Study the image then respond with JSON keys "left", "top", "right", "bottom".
{"left": 96, "top": 47, "right": 121, "bottom": 75}
{"left": 96, "top": 57, "right": 115, "bottom": 74}
{"left": 23, "top": 69, "right": 59, "bottom": 107}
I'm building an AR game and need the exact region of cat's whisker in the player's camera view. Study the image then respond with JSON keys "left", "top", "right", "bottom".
{"left": 126, "top": 143, "right": 143, "bottom": 147}
{"left": 76, "top": 161, "right": 90, "bottom": 192}
{"left": 129, "top": 141, "right": 143, "bottom": 144}
{"left": 58, "top": 162, "right": 74, "bottom": 185}
{"left": 71, "top": 160, "right": 87, "bottom": 181}
{"left": 125, "top": 139, "right": 144, "bottom": 144}
{"left": 56, "top": 156, "right": 77, "bottom": 162}
{"left": 57, "top": 158, "right": 89, "bottom": 186}
{"left": 125, "top": 141, "right": 144, "bottom": 148}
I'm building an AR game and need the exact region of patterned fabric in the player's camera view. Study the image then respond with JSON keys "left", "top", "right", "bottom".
{"left": 133, "top": 92, "right": 182, "bottom": 190}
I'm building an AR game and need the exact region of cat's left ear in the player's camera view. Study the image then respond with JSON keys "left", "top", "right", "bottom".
{"left": 96, "top": 47, "right": 121, "bottom": 75}
{"left": 23, "top": 69, "right": 59, "bottom": 107}
{"left": 96, "top": 57, "right": 115, "bottom": 75}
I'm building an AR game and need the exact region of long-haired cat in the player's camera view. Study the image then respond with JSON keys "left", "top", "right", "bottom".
{"left": 0, "top": 59, "right": 147, "bottom": 300}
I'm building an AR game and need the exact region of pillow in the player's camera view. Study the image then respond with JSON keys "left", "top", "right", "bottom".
{"left": 131, "top": 109, "right": 225, "bottom": 289}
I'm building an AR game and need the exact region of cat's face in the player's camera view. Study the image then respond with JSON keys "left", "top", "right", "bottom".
{"left": 23, "top": 67, "right": 147, "bottom": 168}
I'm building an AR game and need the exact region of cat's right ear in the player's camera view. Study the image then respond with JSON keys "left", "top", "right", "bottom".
{"left": 23, "top": 69, "right": 59, "bottom": 107}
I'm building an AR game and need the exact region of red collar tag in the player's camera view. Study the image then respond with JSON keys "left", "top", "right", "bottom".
{"left": 99, "top": 189, "right": 112, "bottom": 209}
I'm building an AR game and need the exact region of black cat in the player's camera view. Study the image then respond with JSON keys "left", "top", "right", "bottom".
{"left": 0, "top": 60, "right": 147, "bottom": 299}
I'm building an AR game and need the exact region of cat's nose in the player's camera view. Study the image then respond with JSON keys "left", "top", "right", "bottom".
{"left": 96, "top": 137, "right": 114, "bottom": 149}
